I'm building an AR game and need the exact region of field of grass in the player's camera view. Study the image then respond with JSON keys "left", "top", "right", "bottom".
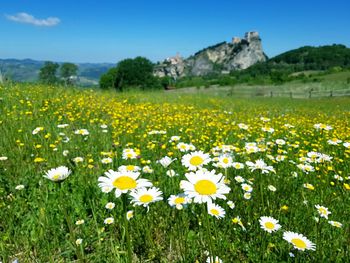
{"left": 174, "top": 70, "right": 350, "bottom": 98}
{"left": 0, "top": 84, "right": 350, "bottom": 262}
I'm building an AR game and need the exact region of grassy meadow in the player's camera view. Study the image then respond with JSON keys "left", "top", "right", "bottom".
{"left": 0, "top": 84, "right": 350, "bottom": 262}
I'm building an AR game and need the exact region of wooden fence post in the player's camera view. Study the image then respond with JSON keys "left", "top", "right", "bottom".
{"left": 290, "top": 92, "right": 293, "bottom": 98}
{"left": 309, "top": 90, "right": 312, "bottom": 98}
{"left": 330, "top": 90, "right": 333, "bottom": 97}
{"left": 270, "top": 91, "right": 273, "bottom": 98}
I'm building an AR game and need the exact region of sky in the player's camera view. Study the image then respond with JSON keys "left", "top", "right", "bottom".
{"left": 1, "top": 0, "right": 350, "bottom": 63}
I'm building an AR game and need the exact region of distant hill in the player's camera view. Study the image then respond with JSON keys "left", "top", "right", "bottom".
{"left": 228, "top": 44, "right": 350, "bottom": 83}
{"left": 269, "top": 44, "right": 350, "bottom": 69}
{"left": 0, "top": 58, "right": 115, "bottom": 86}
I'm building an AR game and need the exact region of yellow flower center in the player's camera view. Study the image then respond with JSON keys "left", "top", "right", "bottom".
{"left": 210, "top": 209, "right": 219, "bottom": 216}
{"left": 291, "top": 238, "right": 307, "bottom": 249}
{"left": 52, "top": 174, "right": 61, "bottom": 180}
{"left": 264, "top": 222, "right": 275, "bottom": 230}
{"left": 222, "top": 158, "right": 229, "bottom": 164}
{"left": 194, "top": 180, "right": 217, "bottom": 195}
{"left": 113, "top": 176, "right": 137, "bottom": 190}
{"left": 139, "top": 194, "right": 153, "bottom": 203}
{"left": 126, "top": 165, "right": 135, "bottom": 171}
{"left": 174, "top": 197, "right": 185, "bottom": 204}
{"left": 319, "top": 207, "right": 327, "bottom": 215}
{"left": 190, "top": 156, "right": 204, "bottom": 166}
{"left": 334, "top": 222, "right": 341, "bottom": 227}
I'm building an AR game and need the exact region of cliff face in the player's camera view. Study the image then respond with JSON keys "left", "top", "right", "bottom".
{"left": 154, "top": 31, "right": 267, "bottom": 79}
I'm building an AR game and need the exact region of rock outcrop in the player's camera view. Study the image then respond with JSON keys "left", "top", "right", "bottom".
{"left": 154, "top": 31, "right": 267, "bottom": 79}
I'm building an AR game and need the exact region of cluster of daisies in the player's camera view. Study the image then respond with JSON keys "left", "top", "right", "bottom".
{"left": 38, "top": 120, "right": 349, "bottom": 259}
{"left": 259, "top": 216, "right": 315, "bottom": 251}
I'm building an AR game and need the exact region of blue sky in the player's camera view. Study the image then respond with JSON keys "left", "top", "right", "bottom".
{"left": 1, "top": 0, "right": 350, "bottom": 63}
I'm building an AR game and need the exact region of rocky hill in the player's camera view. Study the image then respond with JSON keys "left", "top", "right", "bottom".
{"left": 154, "top": 31, "right": 267, "bottom": 79}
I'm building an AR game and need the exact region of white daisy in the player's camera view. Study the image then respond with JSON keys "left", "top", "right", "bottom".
{"left": 315, "top": 205, "right": 331, "bottom": 219}
{"left": 234, "top": 176, "right": 245, "bottom": 183}
{"left": 105, "top": 202, "right": 115, "bottom": 210}
{"left": 104, "top": 217, "right": 114, "bottom": 225}
{"left": 168, "top": 194, "right": 190, "bottom": 210}
{"left": 157, "top": 156, "right": 176, "bottom": 168}
{"left": 75, "top": 219, "right": 85, "bottom": 225}
{"left": 32, "top": 127, "right": 44, "bottom": 135}
{"left": 243, "top": 192, "right": 252, "bottom": 200}
{"left": 74, "top": 129, "right": 89, "bottom": 136}
{"left": 275, "top": 139, "right": 286, "bottom": 145}
{"left": 328, "top": 220, "right": 342, "bottom": 228}
{"left": 180, "top": 169, "right": 230, "bottom": 204}
{"left": 213, "top": 155, "right": 233, "bottom": 169}
{"left": 118, "top": 165, "right": 141, "bottom": 172}
{"left": 238, "top": 123, "right": 249, "bottom": 130}
{"left": 101, "top": 157, "right": 113, "bottom": 164}
{"left": 98, "top": 170, "right": 152, "bottom": 198}
{"left": 122, "top": 148, "right": 139, "bottom": 160}
{"left": 207, "top": 203, "right": 225, "bottom": 219}
{"left": 241, "top": 183, "right": 253, "bottom": 192}
{"left": 259, "top": 216, "right": 281, "bottom": 233}
{"left": 283, "top": 231, "right": 316, "bottom": 251}
{"left": 126, "top": 210, "right": 134, "bottom": 220}
{"left": 57, "top": 124, "right": 69, "bottom": 128}
{"left": 43, "top": 166, "right": 71, "bottom": 182}
{"left": 73, "top": 157, "right": 84, "bottom": 163}
{"left": 232, "top": 162, "right": 245, "bottom": 169}
{"left": 227, "top": 200, "right": 235, "bottom": 209}
{"left": 169, "top": 136, "right": 181, "bottom": 142}
{"left": 206, "top": 256, "right": 222, "bottom": 263}
{"left": 142, "top": 166, "right": 154, "bottom": 174}
{"left": 177, "top": 142, "right": 191, "bottom": 152}
{"left": 130, "top": 187, "right": 163, "bottom": 207}
{"left": 15, "top": 185, "right": 25, "bottom": 190}
{"left": 181, "top": 151, "right": 211, "bottom": 171}
{"left": 245, "top": 159, "right": 275, "bottom": 174}
{"left": 268, "top": 185, "right": 276, "bottom": 192}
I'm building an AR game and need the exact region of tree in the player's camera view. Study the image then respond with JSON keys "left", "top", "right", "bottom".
{"left": 99, "top": 57, "right": 161, "bottom": 91}
{"left": 39, "top": 61, "right": 59, "bottom": 84}
{"left": 99, "top": 67, "right": 118, "bottom": 89}
{"left": 60, "top": 63, "right": 78, "bottom": 86}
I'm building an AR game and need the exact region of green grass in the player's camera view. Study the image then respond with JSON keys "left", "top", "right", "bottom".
{"left": 0, "top": 84, "right": 350, "bottom": 262}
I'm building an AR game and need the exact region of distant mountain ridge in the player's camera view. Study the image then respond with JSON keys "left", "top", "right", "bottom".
{"left": 268, "top": 44, "right": 350, "bottom": 69}
{"left": 230, "top": 44, "right": 350, "bottom": 82}
{"left": 0, "top": 58, "right": 115, "bottom": 85}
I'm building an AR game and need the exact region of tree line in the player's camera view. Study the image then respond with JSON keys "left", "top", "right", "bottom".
{"left": 39, "top": 62, "right": 78, "bottom": 86}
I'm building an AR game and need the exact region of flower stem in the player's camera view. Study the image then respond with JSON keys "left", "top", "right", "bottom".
{"left": 203, "top": 204, "right": 214, "bottom": 263}
{"left": 123, "top": 194, "right": 132, "bottom": 263}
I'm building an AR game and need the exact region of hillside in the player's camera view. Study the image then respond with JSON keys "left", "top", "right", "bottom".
{"left": 0, "top": 58, "right": 114, "bottom": 86}
{"left": 270, "top": 44, "right": 350, "bottom": 69}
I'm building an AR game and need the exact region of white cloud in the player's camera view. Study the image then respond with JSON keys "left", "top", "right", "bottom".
{"left": 5, "top": 12, "right": 60, "bottom": 27}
